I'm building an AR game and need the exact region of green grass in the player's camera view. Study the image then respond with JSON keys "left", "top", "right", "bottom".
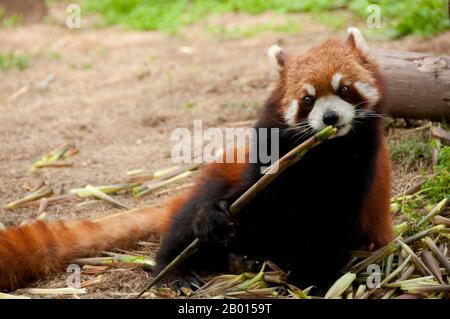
{"left": 388, "top": 133, "right": 433, "bottom": 170}
{"left": 181, "top": 101, "right": 196, "bottom": 109}
{"left": 2, "top": 14, "right": 21, "bottom": 27}
{"left": 392, "top": 143, "right": 449, "bottom": 236}
{"left": 83, "top": 0, "right": 449, "bottom": 38}
{"left": 388, "top": 125, "right": 449, "bottom": 236}
{"left": 423, "top": 146, "right": 450, "bottom": 203}
{"left": 0, "top": 6, "right": 23, "bottom": 28}
{"left": 0, "top": 52, "right": 30, "bottom": 72}
{"left": 311, "top": 11, "right": 347, "bottom": 31}
{"left": 206, "top": 19, "right": 301, "bottom": 39}
{"left": 70, "top": 62, "right": 93, "bottom": 70}
{"left": 348, "top": 0, "right": 450, "bottom": 38}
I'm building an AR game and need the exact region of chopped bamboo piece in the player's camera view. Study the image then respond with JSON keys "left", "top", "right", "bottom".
{"left": 0, "top": 292, "right": 30, "bottom": 299}
{"left": 30, "top": 144, "right": 79, "bottom": 172}
{"left": 133, "top": 171, "right": 192, "bottom": 197}
{"left": 417, "top": 198, "right": 448, "bottom": 227}
{"left": 422, "top": 237, "right": 450, "bottom": 274}
{"left": 3, "top": 185, "right": 53, "bottom": 209}
{"left": 19, "top": 288, "right": 87, "bottom": 295}
{"left": 71, "top": 185, "right": 129, "bottom": 210}
{"left": 324, "top": 272, "right": 356, "bottom": 299}
{"left": 421, "top": 250, "right": 444, "bottom": 284}
{"left": 396, "top": 240, "right": 432, "bottom": 276}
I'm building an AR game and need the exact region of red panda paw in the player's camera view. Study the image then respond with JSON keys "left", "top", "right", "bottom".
{"left": 228, "top": 253, "right": 264, "bottom": 274}
{"left": 157, "top": 269, "right": 204, "bottom": 293}
{"left": 193, "top": 200, "right": 235, "bottom": 243}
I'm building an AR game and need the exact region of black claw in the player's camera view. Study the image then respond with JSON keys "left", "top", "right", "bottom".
{"left": 172, "top": 274, "right": 204, "bottom": 294}
{"left": 216, "top": 200, "right": 230, "bottom": 213}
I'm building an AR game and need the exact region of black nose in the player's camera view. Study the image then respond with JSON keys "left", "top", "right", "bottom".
{"left": 323, "top": 111, "right": 339, "bottom": 126}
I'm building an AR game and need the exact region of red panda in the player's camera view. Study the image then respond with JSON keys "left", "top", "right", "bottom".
{"left": 0, "top": 28, "right": 392, "bottom": 292}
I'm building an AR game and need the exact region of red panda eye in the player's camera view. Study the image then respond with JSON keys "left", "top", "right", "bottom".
{"left": 302, "top": 96, "right": 314, "bottom": 108}
{"left": 339, "top": 86, "right": 350, "bottom": 96}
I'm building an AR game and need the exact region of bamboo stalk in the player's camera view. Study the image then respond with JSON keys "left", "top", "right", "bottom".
{"left": 381, "top": 256, "right": 412, "bottom": 287}
{"left": 80, "top": 276, "right": 104, "bottom": 288}
{"left": 403, "top": 225, "right": 446, "bottom": 244}
{"left": 231, "top": 264, "right": 267, "bottom": 292}
{"left": 351, "top": 243, "right": 398, "bottom": 274}
{"left": 431, "top": 138, "right": 441, "bottom": 168}
{"left": 133, "top": 171, "right": 192, "bottom": 198}
{"left": 3, "top": 185, "right": 53, "bottom": 209}
{"left": 30, "top": 144, "right": 78, "bottom": 172}
{"left": 287, "top": 284, "right": 310, "bottom": 299}
{"left": 135, "top": 126, "right": 336, "bottom": 298}
{"left": 10, "top": 194, "right": 76, "bottom": 208}
{"left": 393, "top": 222, "right": 409, "bottom": 236}
{"left": 395, "top": 123, "right": 432, "bottom": 137}
{"left": 231, "top": 126, "right": 336, "bottom": 214}
{"left": 31, "top": 161, "right": 74, "bottom": 169}
{"left": 432, "top": 215, "right": 450, "bottom": 226}
{"left": 127, "top": 163, "right": 202, "bottom": 184}
{"left": 71, "top": 185, "right": 129, "bottom": 210}
{"left": 71, "top": 183, "right": 136, "bottom": 197}
{"left": 324, "top": 272, "right": 356, "bottom": 299}
{"left": 0, "top": 292, "right": 30, "bottom": 299}
{"left": 362, "top": 254, "right": 411, "bottom": 299}
{"left": 392, "top": 180, "right": 425, "bottom": 200}
{"left": 402, "top": 285, "right": 450, "bottom": 294}
{"left": 431, "top": 126, "right": 450, "bottom": 145}
{"left": 385, "top": 253, "right": 395, "bottom": 276}
{"left": 422, "top": 237, "right": 450, "bottom": 274}
{"left": 354, "top": 285, "right": 366, "bottom": 299}
{"left": 384, "top": 276, "right": 435, "bottom": 288}
{"left": 19, "top": 288, "right": 87, "bottom": 295}
{"left": 398, "top": 264, "right": 416, "bottom": 281}
{"left": 417, "top": 198, "right": 448, "bottom": 228}
{"left": 421, "top": 250, "right": 444, "bottom": 284}
{"left": 71, "top": 256, "right": 138, "bottom": 270}
{"left": 396, "top": 240, "right": 432, "bottom": 277}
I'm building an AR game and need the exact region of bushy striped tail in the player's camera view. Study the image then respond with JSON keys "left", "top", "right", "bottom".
{"left": 0, "top": 202, "right": 181, "bottom": 290}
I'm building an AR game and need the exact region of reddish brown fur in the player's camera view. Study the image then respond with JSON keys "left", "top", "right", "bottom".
{"left": 360, "top": 134, "right": 393, "bottom": 247}
{"left": 0, "top": 34, "right": 392, "bottom": 291}
{"left": 0, "top": 150, "right": 247, "bottom": 291}
{"left": 198, "top": 147, "right": 248, "bottom": 186}
{"left": 0, "top": 201, "right": 179, "bottom": 290}
{"left": 277, "top": 38, "right": 391, "bottom": 249}
{"left": 269, "top": 36, "right": 391, "bottom": 252}
{"left": 279, "top": 39, "right": 380, "bottom": 117}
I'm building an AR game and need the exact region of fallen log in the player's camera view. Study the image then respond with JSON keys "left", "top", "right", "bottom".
{"left": 374, "top": 48, "right": 450, "bottom": 121}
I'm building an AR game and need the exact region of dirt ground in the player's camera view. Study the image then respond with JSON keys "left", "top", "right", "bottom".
{"left": 0, "top": 3, "right": 449, "bottom": 298}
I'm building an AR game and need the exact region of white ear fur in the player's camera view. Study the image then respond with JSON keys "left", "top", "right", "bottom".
{"left": 346, "top": 27, "right": 369, "bottom": 55}
{"left": 268, "top": 44, "right": 285, "bottom": 70}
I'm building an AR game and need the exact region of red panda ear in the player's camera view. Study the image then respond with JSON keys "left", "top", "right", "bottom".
{"left": 268, "top": 44, "right": 286, "bottom": 70}
{"left": 346, "top": 27, "right": 370, "bottom": 56}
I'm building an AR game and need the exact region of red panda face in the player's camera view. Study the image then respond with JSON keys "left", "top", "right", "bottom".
{"left": 269, "top": 28, "right": 382, "bottom": 137}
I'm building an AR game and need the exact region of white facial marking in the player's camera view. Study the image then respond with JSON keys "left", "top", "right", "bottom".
{"left": 303, "top": 83, "right": 316, "bottom": 96}
{"left": 347, "top": 27, "right": 369, "bottom": 55}
{"left": 268, "top": 44, "right": 283, "bottom": 69}
{"left": 285, "top": 99, "right": 299, "bottom": 126}
{"left": 354, "top": 81, "right": 380, "bottom": 108}
{"left": 331, "top": 73, "right": 343, "bottom": 91}
{"left": 308, "top": 95, "right": 355, "bottom": 137}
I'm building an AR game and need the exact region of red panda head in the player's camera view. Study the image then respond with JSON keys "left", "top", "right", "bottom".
{"left": 269, "top": 28, "right": 383, "bottom": 137}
